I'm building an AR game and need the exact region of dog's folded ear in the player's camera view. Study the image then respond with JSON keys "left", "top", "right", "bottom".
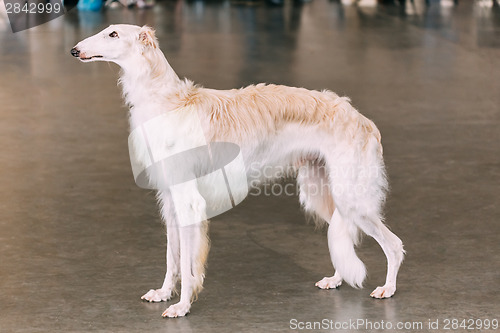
{"left": 139, "top": 26, "right": 158, "bottom": 49}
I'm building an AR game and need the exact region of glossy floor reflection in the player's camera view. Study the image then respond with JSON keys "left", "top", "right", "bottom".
{"left": 0, "top": 0, "right": 499, "bottom": 331}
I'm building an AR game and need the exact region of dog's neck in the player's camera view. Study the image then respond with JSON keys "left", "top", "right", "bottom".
{"left": 118, "top": 48, "right": 189, "bottom": 126}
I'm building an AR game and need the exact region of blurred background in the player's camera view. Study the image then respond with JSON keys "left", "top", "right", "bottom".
{"left": 0, "top": 0, "right": 499, "bottom": 332}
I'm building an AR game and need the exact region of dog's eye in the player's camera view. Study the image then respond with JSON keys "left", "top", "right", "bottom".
{"left": 109, "top": 31, "right": 118, "bottom": 38}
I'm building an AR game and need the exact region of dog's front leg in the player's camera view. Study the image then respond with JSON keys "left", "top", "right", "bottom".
{"left": 142, "top": 192, "right": 180, "bottom": 302}
{"left": 141, "top": 226, "right": 179, "bottom": 302}
{"left": 162, "top": 184, "right": 209, "bottom": 318}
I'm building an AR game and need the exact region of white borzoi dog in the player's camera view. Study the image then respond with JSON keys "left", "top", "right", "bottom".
{"left": 71, "top": 24, "right": 405, "bottom": 318}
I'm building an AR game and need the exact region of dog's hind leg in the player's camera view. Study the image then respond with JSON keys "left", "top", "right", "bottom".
{"left": 327, "top": 152, "right": 404, "bottom": 298}
{"left": 162, "top": 184, "right": 210, "bottom": 318}
{"left": 142, "top": 191, "right": 180, "bottom": 303}
{"left": 337, "top": 204, "right": 404, "bottom": 298}
{"left": 355, "top": 214, "right": 404, "bottom": 299}
{"left": 297, "top": 162, "right": 365, "bottom": 289}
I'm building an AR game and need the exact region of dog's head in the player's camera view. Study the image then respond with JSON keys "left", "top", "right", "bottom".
{"left": 71, "top": 24, "right": 158, "bottom": 64}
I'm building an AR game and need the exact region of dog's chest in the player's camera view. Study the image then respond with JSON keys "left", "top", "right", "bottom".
{"left": 128, "top": 106, "right": 207, "bottom": 182}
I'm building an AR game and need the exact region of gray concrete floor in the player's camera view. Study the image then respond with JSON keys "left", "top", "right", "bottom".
{"left": 1, "top": 0, "right": 499, "bottom": 332}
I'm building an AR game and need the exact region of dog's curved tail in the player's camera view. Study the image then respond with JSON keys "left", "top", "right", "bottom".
{"left": 328, "top": 209, "right": 366, "bottom": 288}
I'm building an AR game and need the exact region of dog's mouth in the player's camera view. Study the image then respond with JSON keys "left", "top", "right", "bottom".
{"left": 80, "top": 55, "right": 104, "bottom": 61}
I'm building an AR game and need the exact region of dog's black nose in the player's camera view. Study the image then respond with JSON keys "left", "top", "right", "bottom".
{"left": 71, "top": 48, "right": 80, "bottom": 57}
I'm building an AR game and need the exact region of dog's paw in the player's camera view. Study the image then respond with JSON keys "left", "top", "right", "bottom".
{"left": 370, "top": 285, "right": 396, "bottom": 299}
{"left": 141, "top": 288, "right": 172, "bottom": 302}
{"left": 315, "top": 276, "right": 342, "bottom": 289}
{"left": 162, "top": 302, "right": 191, "bottom": 318}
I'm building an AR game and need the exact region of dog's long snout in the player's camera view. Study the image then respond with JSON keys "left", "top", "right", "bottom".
{"left": 71, "top": 47, "right": 80, "bottom": 57}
